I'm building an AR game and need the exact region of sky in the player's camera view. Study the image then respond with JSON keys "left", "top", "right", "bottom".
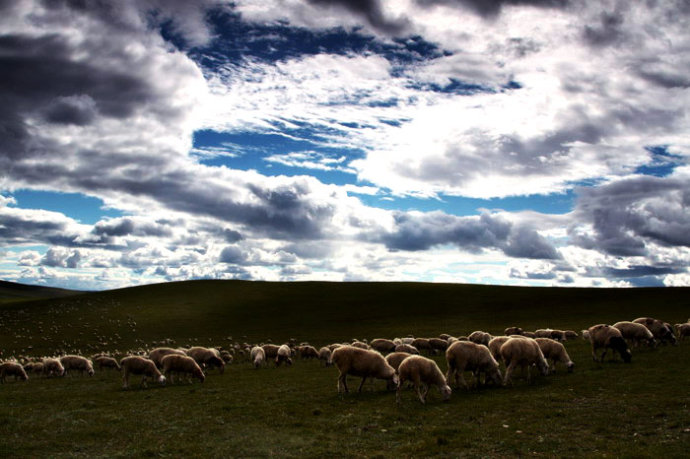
{"left": 1, "top": 0, "right": 689, "bottom": 290}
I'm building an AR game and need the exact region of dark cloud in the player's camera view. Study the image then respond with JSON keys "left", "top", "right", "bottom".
{"left": 583, "top": 10, "right": 625, "bottom": 47}
{"left": 43, "top": 96, "right": 98, "bottom": 125}
{"left": 219, "top": 245, "right": 247, "bottom": 264}
{"left": 572, "top": 175, "right": 690, "bottom": 256}
{"left": 307, "top": 0, "right": 411, "bottom": 35}
{"left": 378, "top": 211, "right": 560, "bottom": 259}
{"left": 415, "top": 0, "right": 570, "bottom": 18}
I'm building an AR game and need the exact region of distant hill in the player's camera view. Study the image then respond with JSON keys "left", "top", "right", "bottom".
{"left": 0, "top": 280, "right": 82, "bottom": 303}
{"left": 1, "top": 279, "right": 688, "bottom": 357}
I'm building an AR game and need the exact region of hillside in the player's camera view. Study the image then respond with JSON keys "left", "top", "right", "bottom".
{"left": 0, "top": 280, "right": 81, "bottom": 304}
{"left": 1, "top": 279, "right": 688, "bottom": 356}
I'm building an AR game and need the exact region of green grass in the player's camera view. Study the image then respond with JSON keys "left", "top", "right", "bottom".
{"left": 1, "top": 280, "right": 689, "bottom": 457}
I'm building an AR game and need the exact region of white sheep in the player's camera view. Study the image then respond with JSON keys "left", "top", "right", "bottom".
{"left": 60, "top": 355, "right": 94, "bottom": 376}
{"left": 445, "top": 340, "right": 502, "bottom": 389}
{"left": 161, "top": 354, "right": 205, "bottom": 384}
{"left": 186, "top": 347, "right": 225, "bottom": 374}
{"left": 411, "top": 338, "right": 433, "bottom": 353}
{"left": 534, "top": 338, "right": 574, "bottom": 373}
{"left": 262, "top": 344, "right": 281, "bottom": 359}
{"left": 632, "top": 317, "right": 677, "bottom": 345}
{"left": 675, "top": 323, "right": 690, "bottom": 341}
{"left": 94, "top": 356, "right": 121, "bottom": 371}
{"left": 613, "top": 321, "right": 656, "bottom": 347}
{"left": 331, "top": 345, "right": 398, "bottom": 393}
{"left": 428, "top": 337, "right": 449, "bottom": 353}
{"left": 384, "top": 352, "right": 412, "bottom": 372}
{"left": 587, "top": 324, "right": 632, "bottom": 363}
{"left": 318, "top": 347, "right": 332, "bottom": 366}
{"left": 120, "top": 356, "right": 166, "bottom": 389}
{"left": 396, "top": 355, "right": 451, "bottom": 404}
{"left": 504, "top": 326, "right": 524, "bottom": 336}
{"left": 394, "top": 343, "right": 419, "bottom": 354}
{"left": 500, "top": 337, "right": 549, "bottom": 385}
{"left": 250, "top": 346, "right": 266, "bottom": 368}
{"left": 468, "top": 331, "right": 492, "bottom": 347}
{"left": 148, "top": 347, "right": 187, "bottom": 368}
{"left": 275, "top": 344, "right": 292, "bottom": 366}
{"left": 42, "top": 358, "right": 65, "bottom": 377}
{"left": 0, "top": 361, "right": 28, "bottom": 382}
{"left": 298, "top": 345, "right": 319, "bottom": 359}
{"left": 370, "top": 338, "right": 397, "bottom": 354}
{"left": 488, "top": 336, "right": 515, "bottom": 363}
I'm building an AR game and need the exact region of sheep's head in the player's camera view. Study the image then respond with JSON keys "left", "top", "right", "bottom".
{"left": 157, "top": 375, "right": 166, "bottom": 385}
{"left": 566, "top": 361, "right": 575, "bottom": 373}
{"left": 392, "top": 374, "right": 400, "bottom": 386}
{"left": 440, "top": 384, "right": 452, "bottom": 401}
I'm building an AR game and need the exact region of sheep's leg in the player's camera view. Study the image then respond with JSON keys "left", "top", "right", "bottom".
{"left": 358, "top": 377, "right": 367, "bottom": 393}
{"left": 503, "top": 362, "right": 515, "bottom": 386}
{"left": 122, "top": 371, "right": 129, "bottom": 389}
{"left": 600, "top": 348, "right": 608, "bottom": 362}
{"left": 395, "top": 379, "right": 404, "bottom": 404}
{"left": 338, "top": 373, "right": 348, "bottom": 393}
{"left": 445, "top": 366, "right": 454, "bottom": 386}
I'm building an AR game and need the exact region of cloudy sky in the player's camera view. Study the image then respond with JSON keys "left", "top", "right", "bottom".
{"left": 1, "top": 0, "right": 689, "bottom": 290}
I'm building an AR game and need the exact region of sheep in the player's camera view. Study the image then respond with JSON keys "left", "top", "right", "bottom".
{"left": 161, "top": 354, "right": 205, "bottom": 384}
{"left": 275, "top": 344, "right": 292, "bottom": 366}
{"left": 219, "top": 350, "right": 234, "bottom": 363}
{"left": 351, "top": 340, "right": 370, "bottom": 350}
{"left": 522, "top": 331, "right": 536, "bottom": 338}
{"left": 411, "top": 338, "right": 433, "bottom": 354}
{"left": 186, "top": 347, "right": 225, "bottom": 374}
{"left": 250, "top": 346, "right": 265, "bottom": 368}
{"left": 262, "top": 344, "right": 281, "bottom": 359}
{"left": 60, "top": 355, "right": 94, "bottom": 376}
{"left": 148, "top": 347, "right": 186, "bottom": 368}
{"left": 298, "top": 345, "right": 319, "bottom": 359}
{"left": 548, "top": 329, "right": 567, "bottom": 341}
{"left": 534, "top": 328, "right": 557, "bottom": 339}
{"left": 535, "top": 338, "right": 574, "bottom": 373}
{"left": 564, "top": 330, "right": 579, "bottom": 340}
{"left": 384, "top": 352, "right": 412, "bottom": 372}
{"left": 120, "top": 356, "right": 166, "bottom": 389}
{"left": 632, "top": 317, "right": 677, "bottom": 345}
{"left": 94, "top": 356, "right": 121, "bottom": 371}
{"left": 370, "top": 338, "right": 397, "bottom": 354}
{"left": 487, "top": 336, "right": 512, "bottom": 362}
{"left": 42, "top": 358, "right": 65, "bottom": 377}
{"left": 587, "top": 324, "right": 632, "bottom": 363}
{"left": 504, "top": 327, "right": 524, "bottom": 336}
{"left": 581, "top": 330, "right": 590, "bottom": 341}
{"left": 675, "top": 323, "right": 690, "bottom": 341}
{"left": 394, "top": 343, "right": 419, "bottom": 354}
{"left": 0, "top": 361, "right": 28, "bottom": 383}
{"left": 428, "top": 338, "right": 449, "bottom": 352}
{"left": 500, "top": 337, "right": 549, "bottom": 385}
{"left": 23, "top": 361, "right": 44, "bottom": 376}
{"left": 396, "top": 355, "right": 452, "bottom": 404}
{"left": 331, "top": 345, "right": 398, "bottom": 393}
{"left": 445, "top": 340, "right": 502, "bottom": 389}
{"left": 468, "top": 331, "right": 492, "bottom": 347}
{"left": 318, "top": 347, "right": 333, "bottom": 366}
{"left": 613, "top": 321, "right": 656, "bottom": 348}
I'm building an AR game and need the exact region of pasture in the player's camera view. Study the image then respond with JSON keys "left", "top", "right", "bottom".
{"left": 1, "top": 280, "right": 689, "bottom": 457}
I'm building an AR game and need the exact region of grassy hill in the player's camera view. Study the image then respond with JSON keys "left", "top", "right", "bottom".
{"left": 0, "top": 280, "right": 81, "bottom": 305}
{"left": 1, "top": 280, "right": 689, "bottom": 457}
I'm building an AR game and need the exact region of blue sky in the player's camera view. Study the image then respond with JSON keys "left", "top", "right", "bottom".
{"left": 1, "top": 0, "right": 689, "bottom": 290}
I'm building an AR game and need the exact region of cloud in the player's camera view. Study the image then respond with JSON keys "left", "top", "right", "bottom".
{"left": 415, "top": 0, "right": 571, "bottom": 19}
{"left": 306, "top": 0, "right": 411, "bottom": 35}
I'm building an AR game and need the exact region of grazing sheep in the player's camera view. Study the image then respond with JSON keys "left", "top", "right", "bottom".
{"left": 500, "top": 338, "right": 549, "bottom": 385}
{"left": 351, "top": 340, "right": 370, "bottom": 350}
{"left": 548, "top": 330, "right": 567, "bottom": 341}
{"left": 428, "top": 338, "right": 449, "bottom": 352}
{"left": 318, "top": 347, "right": 333, "bottom": 366}
{"left": 275, "top": 344, "right": 293, "bottom": 366}
{"left": 445, "top": 341, "right": 502, "bottom": 389}
{"left": 186, "top": 347, "right": 225, "bottom": 374}
{"left": 535, "top": 338, "right": 574, "bottom": 373}
{"left": 394, "top": 344, "right": 419, "bottom": 354}
{"left": 581, "top": 330, "right": 590, "bottom": 341}
{"left": 675, "top": 323, "right": 690, "bottom": 341}
{"left": 120, "top": 356, "right": 166, "bottom": 389}
{"left": 161, "top": 354, "right": 205, "bottom": 384}
{"left": 396, "top": 355, "right": 452, "bottom": 404}
{"left": 331, "top": 345, "right": 398, "bottom": 393}
{"left": 411, "top": 338, "right": 433, "bottom": 354}
{"left": 504, "top": 327, "right": 524, "bottom": 336}
{"left": 220, "top": 350, "right": 234, "bottom": 363}
{"left": 384, "top": 352, "right": 412, "bottom": 372}
{"left": 370, "top": 338, "right": 397, "bottom": 354}
{"left": 262, "top": 344, "right": 281, "bottom": 359}
{"left": 522, "top": 331, "right": 536, "bottom": 338}
{"left": 564, "top": 330, "right": 579, "bottom": 340}
{"left": 468, "top": 331, "right": 492, "bottom": 347}
{"left": 632, "top": 317, "right": 677, "bottom": 345}
{"left": 0, "top": 361, "right": 28, "bottom": 382}
{"left": 487, "top": 336, "right": 512, "bottom": 362}
{"left": 42, "top": 358, "right": 65, "bottom": 377}
{"left": 587, "top": 324, "right": 632, "bottom": 363}
{"left": 60, "top": 355, "right": 94, "bottom": 376}
{"left": 613, "top": 321, "right": 656, "bottom": 348}
{"left": 148, "top": 347, "right": 186, "bottom": 368}
{"left": 534, "top": 329, "right": 555, "bottom": 339}
{"left": 23, "top": 361, "right": 44, "bottom": 376}
{"left": 94, "top": 356, "right": 121, "bottom": 371}
{"left": 298, "top": 345, "right": 319, "bottom": 359}
{"left": 250, "top": 346, "right": 266, "bottom": 368}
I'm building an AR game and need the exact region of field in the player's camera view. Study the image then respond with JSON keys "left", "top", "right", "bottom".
{"left": 1, "top": 280, "right": 689, "bottom": 457}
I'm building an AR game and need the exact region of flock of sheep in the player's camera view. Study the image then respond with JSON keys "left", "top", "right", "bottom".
{"left": 1, "top": 316, "right": 688, "bottom": 404}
